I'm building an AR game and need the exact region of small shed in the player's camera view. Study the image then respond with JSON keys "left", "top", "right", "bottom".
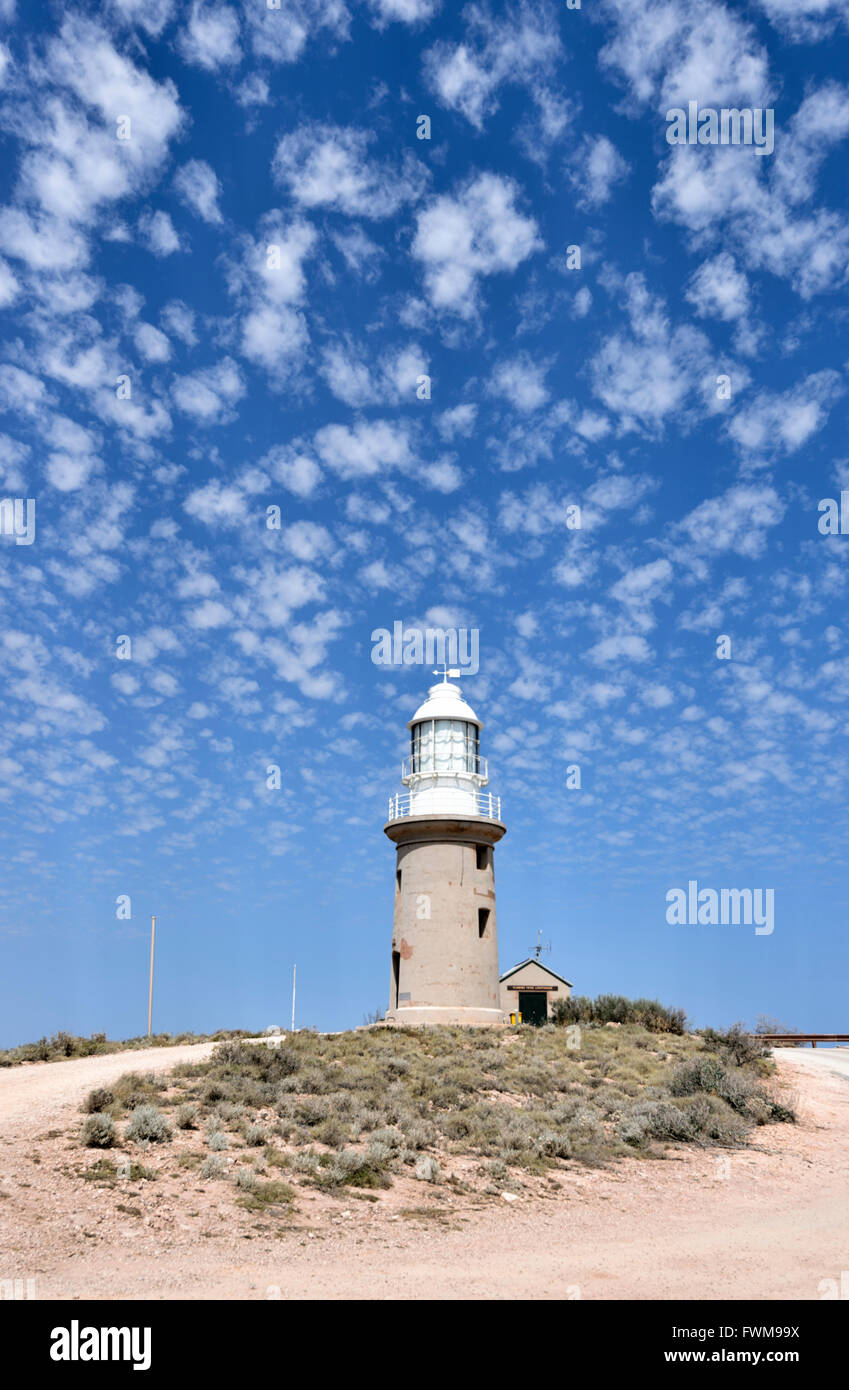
{"left": 499, "top": 958, "right": 573, "bottom": 1025}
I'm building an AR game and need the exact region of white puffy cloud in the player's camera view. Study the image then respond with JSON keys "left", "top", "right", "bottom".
{"left": 187, "top": 599, "right": 231, "bottom": 629}
{"left": 727, "top": 371, "right": 843, "bottom": 457}
{"left": 313, "top": 419, "right": 414, "bottom": 479}
{"left": 138, "top": 209, "right": 180, "bottom": 255}
{"left": 171, "top": 357, "right": 245, "bottom": 424}
{"left": 173, "top": 159, "right": 224, "bottom": 224}
{"left": 0, "top": 255, "right": 19, "bottom": 305}
{"left": 178, "top": 3, "right": 242, "bottom": 70}
{"left": 423, "top": 0, "right": 561, "bottom": 129}
{"left": 653, "top": 85, "right": 849, "bottom": 298}
{"left": 588, "top": 634, "right": 653, "bottom": 665}
{"left": 419, "top": 456, "right": 462, "bottom": 492}
{"left": 184, "top": 477, "right": 258, "bottom": 527}
{"left": 589, "top": 274, "right": 714, "bottom": 433}
{"left": 134, "top": 321, "right": 171, "bottom": 362}
{"left": 0, "top": 433, "right": 29, "bottom": 491}
{"left": 319, "top": 340, "right": 428, "bottom": 406}
{"left": 754, "top": 0, "right": 849, "bottom": 42}
{"left": 107, "top": 0, "right": 176, "bottom": 37}
{"left": 0, "top": 364, "right": 49, "bottom": 415}
{"left": 232, "top": 564, "right": 327, "bottom": 629}
{"left": 262, "top": 445, "right": 322, "bottom": 498}
{"left": 227, "top": 215, "right": 316, "bottom": 376}
{"left": 367, "top": 0, "right": 439, "bottom": 25}
{"left": 610, "top": 559, "right": 673, "bottom": 631}
{"left": 685, "top": 253, "right": 750, "bottom": 321}
{"left": 46, "top": 452, "right": 97, "bottom": 490}
{"left": 272, "top": 123, "right": 426, "bottom": 219}
{"left": 241, "top": 303, "right": 308, "bottom": 374}
{"left": 43, "top": 414, "right": 100, "bottom": 489}
{"left": 488, "top": 354, "right": 549, "bottom": 413}
{"left": 600, "top": 0, "right": 772, "bottom": 110}
{"left": 0, "top": 209, "right": 89, "bottom": 270}
{"left": 411, "top": 172, "right": 540, "bottom": 316}
{"left": 611, "top": 559, "right": 673, "bottom": 605}
{"left": 673, "top": 485, "right": 785, "bottom": 560}
{"left": 329, "top": 226, "right": 384, "bottom": 281}
{"left": 281, "top": 521, "right": 334, "bottom": 562}
{"left": 567, "top": 135, "right": 629, "bottom": 210}
{"left": 436, "top": 403, "right": 477, "bottom": 440}
{"left": 0, "top": 18, "right": 183, "bottom": 271}
{"left": 161, "top": 300, "right": 196, "bottom": 345}
{"left": 242, "top": 0, "right": 351, "bottom": 66}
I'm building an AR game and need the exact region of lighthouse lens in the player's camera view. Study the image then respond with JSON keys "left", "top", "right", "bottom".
{"left": 412, "top": 719, "right": 479, "bottom": 773}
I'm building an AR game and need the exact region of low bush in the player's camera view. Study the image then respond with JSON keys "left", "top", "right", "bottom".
{"left": 414, "top": 1155, "right": 440, "bottom": 1183}
{"left": 314, "top": 1145, "right": 393, "bottom": 1190}
{"left": 235, "top": 1179, "right": 295, "bottom": 1209}
{"left": 669, "top": 1055, "right": 762, "bottom": 1117}
{"left": 82, "top": 1113, "right": 116, "bottom": 1148}
{"left": 700, "top": 1024, "right": 768, "bottom": 1067}
{"left": 200, "top": 1156, "right": 227, "bottom": 1179}
{"left": 82, "top": 1088, "right": 115, "bottom": 1115}
{"left": 125, "top": 1105, "right": 172, "bottom": 1143}
{"left": 112, "top": 1072, "right": 164, "bottom": 1110}
{"left": 551, "top": 994, "right": 686, "bottom": 1034}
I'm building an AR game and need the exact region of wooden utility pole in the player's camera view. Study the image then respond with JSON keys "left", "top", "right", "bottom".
{"left": 147, "top": 914, "right": 156, "bottom": 1037}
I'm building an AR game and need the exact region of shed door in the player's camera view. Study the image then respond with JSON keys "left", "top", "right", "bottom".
{"left": 518, "top": 991, "right": 547, "bottom": 1025}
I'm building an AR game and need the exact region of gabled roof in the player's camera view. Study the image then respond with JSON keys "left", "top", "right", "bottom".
{"left": 499, "top": 957, "right": 573, "bottom": 987}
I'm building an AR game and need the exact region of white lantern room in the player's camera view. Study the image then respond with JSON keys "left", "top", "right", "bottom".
{"left": 387, "top": 673, "right": 501, "bottom": 822}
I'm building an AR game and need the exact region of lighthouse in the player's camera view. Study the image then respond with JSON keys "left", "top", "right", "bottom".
{"left": 384, "top": 671, "right": 506, "bottom": 1026}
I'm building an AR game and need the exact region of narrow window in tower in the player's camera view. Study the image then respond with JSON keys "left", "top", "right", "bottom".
{"left": 396, "top": 869, "right": 402, "bottom": 892}
{"left": 478, "top": 908, "right": 490, "bottom": 938}
{"left": 475, "top": 844, "right": 488, "bottom": 871}
{"left": 392, "top": 950, "right": 400, "bottom": 1008}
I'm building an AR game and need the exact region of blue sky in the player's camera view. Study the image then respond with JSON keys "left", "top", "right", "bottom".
{"left": 1, "top": 0, "right": 849, "bottom": 1044}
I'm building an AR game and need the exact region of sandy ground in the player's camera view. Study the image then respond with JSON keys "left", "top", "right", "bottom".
{"left": 0, "top": 1042, "right": 847, "bottom": 1301}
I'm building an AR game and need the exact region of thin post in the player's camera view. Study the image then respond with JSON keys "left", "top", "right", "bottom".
{"left": 291, "top": 963, "right": 296, "bottom": 1033}
{"left": 147, "top": 914, "right": 156, "bottom": 1038}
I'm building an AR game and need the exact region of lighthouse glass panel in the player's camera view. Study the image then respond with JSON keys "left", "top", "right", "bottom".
{"left": 412, "top": 720, "right": 477, "bottom": 773}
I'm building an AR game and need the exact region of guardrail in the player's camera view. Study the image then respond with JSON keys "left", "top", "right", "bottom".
{"left": 387, "top": 790, "right": 502, "bottom": 822}
{"left": 751, "top": 1034, "right": 849, "bottom": 1048}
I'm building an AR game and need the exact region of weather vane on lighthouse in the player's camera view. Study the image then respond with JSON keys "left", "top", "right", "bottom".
{"left": 433, "top": 664, "right": 461, "bottom": 683}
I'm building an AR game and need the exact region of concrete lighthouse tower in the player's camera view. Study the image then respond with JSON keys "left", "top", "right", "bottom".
{"left": 384, "top": 671, "right": 506, "bottom": 1026}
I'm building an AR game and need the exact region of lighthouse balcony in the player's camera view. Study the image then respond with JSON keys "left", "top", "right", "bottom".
{"left": 387, "top": 788, "right": 502, "bottom": 822}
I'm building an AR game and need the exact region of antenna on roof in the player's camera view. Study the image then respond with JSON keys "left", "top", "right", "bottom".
{"left": 531, "top": 929, "right": 551, "bottom": 961}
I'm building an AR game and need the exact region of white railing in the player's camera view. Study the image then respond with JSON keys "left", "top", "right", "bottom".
{"left": 387, "top": 790, "right": 502, "bottom": 822}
